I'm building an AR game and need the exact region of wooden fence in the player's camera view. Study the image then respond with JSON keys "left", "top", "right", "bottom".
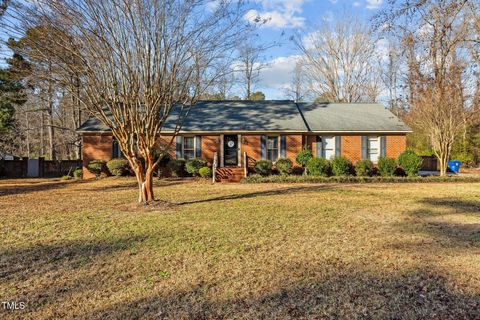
{"left": 0, "top": 158, "right": 82, "bottom": 178}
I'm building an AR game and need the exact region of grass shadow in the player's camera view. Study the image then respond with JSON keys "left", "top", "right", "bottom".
{"left": 174, "top": 185, "right": 335, "bottom": 206}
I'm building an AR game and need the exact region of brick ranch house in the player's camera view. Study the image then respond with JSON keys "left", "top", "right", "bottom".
{"left": 77, "top": 100, "right": 411, "bottom": 181}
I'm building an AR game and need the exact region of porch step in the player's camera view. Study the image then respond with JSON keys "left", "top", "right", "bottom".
{"left": 215, "top": 167, "right": 245, "bottom": 182}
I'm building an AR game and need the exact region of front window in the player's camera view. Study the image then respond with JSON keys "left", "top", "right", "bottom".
{"left": 267, "top": 136, "right": 279, "bottom": 162}
{"left": 183, "top": 136, "right": 195, "bottom": 159}
{"left": 323, "top": 136, "right": 335, "bottom": 159}
{"left": 368, "top": 136, "right": 380, "bottom": 163}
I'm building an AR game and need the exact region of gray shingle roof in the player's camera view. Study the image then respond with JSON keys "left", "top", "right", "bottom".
{"left": 163, "top": 100, "right": 308, "bottom": 132}
{"left": 76, "top": 100, "right": 411, "bottom": 133}
{"left": 298, "top": 102, "right": 411, "bottom": 132}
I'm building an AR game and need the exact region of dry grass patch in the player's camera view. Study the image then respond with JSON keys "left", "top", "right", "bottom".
{"left": 1, "top": 178, "right": 480, "bottom": 319}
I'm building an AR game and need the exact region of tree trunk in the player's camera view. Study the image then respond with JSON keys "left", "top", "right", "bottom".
{"left": 133, "top": 157, "right": 155, "bottom": 204}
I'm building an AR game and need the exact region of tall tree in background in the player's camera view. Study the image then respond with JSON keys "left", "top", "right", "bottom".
{"left": 284, "top": 61, "right": 307, "bottom": 102}
{"left": 377, "top": 0, "right": 478, "bottom": 175}
{"left": 0, "top": 52, "right": 29, "bottom": 156}
{"left": 294, "top": 13, "right": 382, "bottom": 103}
{"left": 236, "top": 36, "right": 270, "bottom": 100}
{"left": 10, "top": 0, "right": 246, "bottom": 203}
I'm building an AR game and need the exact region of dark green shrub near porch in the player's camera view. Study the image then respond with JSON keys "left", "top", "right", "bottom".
{"left": 185, "top": 158, "right": 207, "bottom": 176}
{"left": 168, "top": 159, "right": 187, "bottom": 177}
{"left": 306, "top": 157, "right": 331, "bottom": 176}
{"left": 331, "top": 156, "right": 353, "bottom": 176}
{"left": 86, "top": 160, "right": 108, "bottom": 177}
{"left": 107, "top": 159, "right": 130, "bottom": 176}
{"left": 378, "top": 157, "right": 397, "bottom": 177}
{"left": 397, "top": 150, "right": 423, "bottom": 176}
{"left": 275, "top": 158, "right": 293, "bottom": 175}
{"left": 255, "top": 160, "right": 273, "bottom": 176}
{"left": 199, "top": 166, "right": 212, "bottom": 178}
{"left": 295, "top": 146, "right": 313, "bottom": 167}
{"left": 355, "top": 159, "right": 374, "bottom": 177}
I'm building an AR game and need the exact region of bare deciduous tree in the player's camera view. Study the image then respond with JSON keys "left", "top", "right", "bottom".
{"left": 236, "top": 36, "right": 270, "bottom": 100}
{"left": 378, "top": 0, "right": 477, "bottom": 175}
{"left": 294, "top": 14, "right": 382, "bottom": 103}
{"left": 11, "top": 0, "right": 246, "bottom": 203}
{"left": 284, "top": 60, "right": 307, "bottom": 102}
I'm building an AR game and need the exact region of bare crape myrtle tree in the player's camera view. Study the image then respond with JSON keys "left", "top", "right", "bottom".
{"left": 9, "top": 0, "right": 247, "bottom": 203}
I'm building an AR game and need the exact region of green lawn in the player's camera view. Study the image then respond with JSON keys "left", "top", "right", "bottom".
{"left": 1, "top": 178, "right": 480, "bottom": 319}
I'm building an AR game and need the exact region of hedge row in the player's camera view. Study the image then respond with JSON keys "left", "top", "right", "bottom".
{"left": 242, "top": 175, "right": 480, "bottom": 184}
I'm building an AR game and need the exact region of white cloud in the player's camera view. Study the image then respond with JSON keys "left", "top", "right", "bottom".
{"left": 353, "top": 1, "right": 361, "bottom": 7}
{"left": 329, "top": 0, "right": 338, "bottom": 3}
{"left": 259, "top": 55, "right": 301, "bottom": 92}
{"left": 244, "top": 0, "right": 306, "bottom": 28}
{"left": 366, "top": 0, "right": 383, "bottom": 9}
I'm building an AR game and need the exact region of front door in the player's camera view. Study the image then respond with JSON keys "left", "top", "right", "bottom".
{"left": 223, "top": 135, "right": 238, "bottom": 166}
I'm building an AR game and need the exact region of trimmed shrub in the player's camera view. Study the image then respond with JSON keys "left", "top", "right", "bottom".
{"left": 73, "top": 167, "right": 83, "bottom": 179}
{"left": 255, "top": 160, "right": 273, "bottom": 176}
{"left": 306, "top": 157, "right": 331, "bottom": 176}
{"left": 355, "top": 159, "right": 374, "bottom": 177}
{"left": 107, "top": 159, "right": 130, "bottom": 176}
{"left": 199, "top": 166, "right": 212, "bottom": 178}
{"left": 185, "top": 158, "right": 207, "bottom": 176}
{"left": 331, "top": 156, "right": 353, "bottom": 176}
{"left": 86, "top": 160, "right": 108, "bottom": 177}
{"left": 242, "top": 174, "right": 480, "bottom": 184}
{"left": 296, "top": 146, "right": 313, "bottom": 167}
{"left": 276, "top": 158, "right": 293, "bottom": 175}
{"left": 168, "top": 159, "right": 187, "bottom": 177}
{"left": 60, "top": 175, "right": 72, "bottom": 180}
{"left": 378, "top": 157, "right": 396, "bottom": 177}
{"left": 397, "top": 150, "right": 423, "bottom": 176}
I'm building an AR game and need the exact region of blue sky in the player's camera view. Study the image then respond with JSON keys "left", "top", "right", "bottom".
{"left": 244, "top": 0, "right": 385, "bottom": 99}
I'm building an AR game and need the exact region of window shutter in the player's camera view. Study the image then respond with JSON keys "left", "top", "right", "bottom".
{"left": 260, "top": 135, "right": 267, "bottom": 160}
{"left": 280, "top": 136, "right": 286, "bottom": 158}
{"left": 335, "top": 136, "right": 341, "bottom": 157}
{"left": 316, "top": 136, "right": 323, "bottom": 158}
{"left": 380, "top": 136, "right": 387, "bottom": 157}
{"left": 176, "top": 136, "right": 182, "bottom": 159}
{"left": 112, "top": 139, "right": 118, "bottom": 159}
{"left": 361, "top": 136, "right": 368, "bottom": 160}
{"left": 195, "top": 136, "right": 202, "bottom": 158}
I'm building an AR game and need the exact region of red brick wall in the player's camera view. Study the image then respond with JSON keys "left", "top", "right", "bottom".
{"left": 286, "top": 135, "right": 303, "bottom": 167}
{"left": 342, "top": 135, "right": 362, "bottom": 164}
{"left": 157, "top": 134, "right": 176, "bottom": 158}
{"left": 386, "top": 135, "right": 407, "bottom": 159}
{"left": 305, "top": 134, "right": 407, "bottom": 164}
{"left": 202, "top": 135, "right": 221, "bottom": 164}
{"left": 242, "top": 135, "right": 261, "bottom": 167}
{"left": 82, "top": 134, "right": 113, "bottom": 179}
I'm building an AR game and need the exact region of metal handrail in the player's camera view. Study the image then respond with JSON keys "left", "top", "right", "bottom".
{"left": 243, "top": 152, "right": 247, "bottom": 178}
{"left": 213, "top": 152, "right": 218, "bottom": 183}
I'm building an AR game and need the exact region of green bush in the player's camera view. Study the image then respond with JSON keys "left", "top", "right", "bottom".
{"left": 355, "top": 159, "right": 374, "bottom": 177}
{"left": 168, "top": 159, "right": 187, "bottom": 177}
{"left": 255, "top": 160, "right": 273, "bottom": 176}
{"left": 73, "top": 167, "right": 83, "bottom": 179}
{"left": 275, "top": 158, "right": 293, "bottom": 175}
{"left": 378, "top": 157, "right": 397, "bottom": 177}
{"left": 242, "top": 175, "right": 480, "bottom": 184}
{"left": 86, "top": 160, "right": 108, "bottom": 177}
{"left": 106, "top": 159, "right": 130, "bottom": 176}
{"left": 397, "top": 150, "right": 423, "bottom": 176}
{"left": 198, "top": 166, "right": 212, "bottom": 178}
{"left": 185, "top": 158, "right": 207, "bottom": 176}
{"left": 60, "top": 175, "right": 72, "bottom": 180}
{"left": 296, "top": 146, "right": 313, "bottom": 167}
{"left": 306, "top": 157, "right": 331, "bottom": 176}
{"left": 331, "top": 156, "right": 353, "bottom": 176}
